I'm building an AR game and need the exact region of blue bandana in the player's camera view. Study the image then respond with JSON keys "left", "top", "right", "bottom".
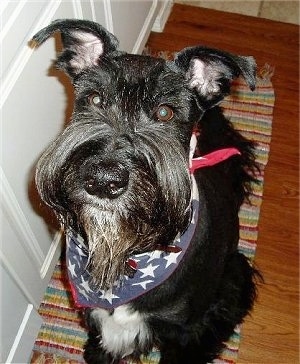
{"left": 66, "top": 176, "right": 199, "bottom": 310}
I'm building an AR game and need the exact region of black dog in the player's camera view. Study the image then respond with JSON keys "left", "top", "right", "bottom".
{"left": 32, "top": 19, "right": 260, "bottom": 364}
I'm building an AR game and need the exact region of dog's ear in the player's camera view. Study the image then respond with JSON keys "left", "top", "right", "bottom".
{"left": 174, "top": 46, "right": 256, "bottom": 109}
{"left": 31, "top": 19, "right": 119, "bottom": 77}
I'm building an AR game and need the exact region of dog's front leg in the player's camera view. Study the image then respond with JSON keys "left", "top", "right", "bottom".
{"left": 84, "top": 309, "right": 118, "bottom": 364}
{"left": 84, "top": 306, "right": 152, "bottom": 364}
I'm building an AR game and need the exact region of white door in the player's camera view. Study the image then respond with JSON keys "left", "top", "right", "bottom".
{"left": 0, "top": 1, "right": 159, "bottom": 362}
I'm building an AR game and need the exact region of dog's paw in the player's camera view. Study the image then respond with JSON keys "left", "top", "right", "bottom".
{"left": 84, "top": 333, "right": 116, "bottom": 364}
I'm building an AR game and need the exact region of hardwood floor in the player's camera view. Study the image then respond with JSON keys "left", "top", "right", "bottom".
{"left": 146, "top": 4, "right": 299, "bottom": 363}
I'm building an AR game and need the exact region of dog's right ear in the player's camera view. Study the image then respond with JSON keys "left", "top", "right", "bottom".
{"left": 31, "top": 19, "right": 119, "bottom": 78}
{"left": 174, "top": 46, "right": 256, "bottom": 110}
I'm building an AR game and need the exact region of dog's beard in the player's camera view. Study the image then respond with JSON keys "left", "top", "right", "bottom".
{"left": 79, "top": 205, "right": 158, "bottom": 290}
{"left": 36, "top": 122, "right": 193, "bottom": 289}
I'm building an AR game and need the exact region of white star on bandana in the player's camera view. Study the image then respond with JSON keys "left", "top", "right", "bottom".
{"left": 79, "top": 276, "right": 93, "bottom": 293}
{"left": 68, "top": 260, "right": 77, "bottom": 278}
{"left": 99, "top": 288, "right": 120, "bottom": 304}
{"left": 139, "top": 263, "right": 159, "bottom": 278}
{"left": 132, "top": 279, "right": 154, "bottom": 289}
{"left": 164, "top": 252, "right": 181, "bottom": 268}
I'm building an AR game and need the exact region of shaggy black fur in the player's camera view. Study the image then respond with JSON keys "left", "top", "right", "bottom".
{"left": 32, "top": 19, "right": 261, "bottom": 364}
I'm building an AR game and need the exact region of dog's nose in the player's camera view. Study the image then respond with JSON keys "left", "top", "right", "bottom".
{"left": 83, "top": 161, "right": 129, "bottom": 198}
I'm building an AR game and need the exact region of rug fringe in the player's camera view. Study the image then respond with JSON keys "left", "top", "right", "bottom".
{"left": 258, "top": 63, "right": 275, "bottom": 82}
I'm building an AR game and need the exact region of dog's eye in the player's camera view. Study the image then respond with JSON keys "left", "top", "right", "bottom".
{"left": 88, "top": 92, "right": 101, "bottom": 106}
{"left": 156, "top": 105, "right": 174, "bottom": 122}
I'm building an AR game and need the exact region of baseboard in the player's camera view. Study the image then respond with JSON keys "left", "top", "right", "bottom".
{"left": 40, "top": 230, "right": 63, "bottom": 281}
{"left": 152, "top": 0, "right": 173, "bottom": 32}
{"left": 6, "top": 304, "right": 42, "bottom": 363}
{"left": 132, "top": 0, "right": 160, "bottom": 54}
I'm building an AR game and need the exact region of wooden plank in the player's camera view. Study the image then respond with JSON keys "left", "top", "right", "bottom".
{"left": 146, "top": 4, "right": 299, "bottom": 363}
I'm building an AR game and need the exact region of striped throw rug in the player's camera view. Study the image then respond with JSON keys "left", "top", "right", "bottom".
{"left": 30, "top": 63, "right": 275, "bottom": 364}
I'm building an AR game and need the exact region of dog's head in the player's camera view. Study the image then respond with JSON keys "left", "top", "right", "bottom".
{"left": 32, "top": 19, "right": 256, "bottom": 288}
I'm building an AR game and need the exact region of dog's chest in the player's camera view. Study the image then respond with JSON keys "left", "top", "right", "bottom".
{"left": 91, "top": 304, "right": 151, "bottom": 357}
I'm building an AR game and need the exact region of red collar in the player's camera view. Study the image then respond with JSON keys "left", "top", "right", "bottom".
{"left": 189, "top": 148, "right": 241, "bottom": 173}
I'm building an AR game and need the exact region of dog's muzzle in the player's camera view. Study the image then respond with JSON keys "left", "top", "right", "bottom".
{"left": 81, "top": 160, "right": 129, "bottom": 198}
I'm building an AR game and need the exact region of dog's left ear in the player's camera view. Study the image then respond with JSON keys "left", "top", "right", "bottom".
{"left": 174, "top": 46, "right": 256, "bottom": 109}
{"left": 31, "top": 19, "right": 119, "bottom": 78}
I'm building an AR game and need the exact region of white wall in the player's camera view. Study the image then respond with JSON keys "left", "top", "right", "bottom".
{"left": 0, "top": 1, "right": 167, "bottom": 362}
